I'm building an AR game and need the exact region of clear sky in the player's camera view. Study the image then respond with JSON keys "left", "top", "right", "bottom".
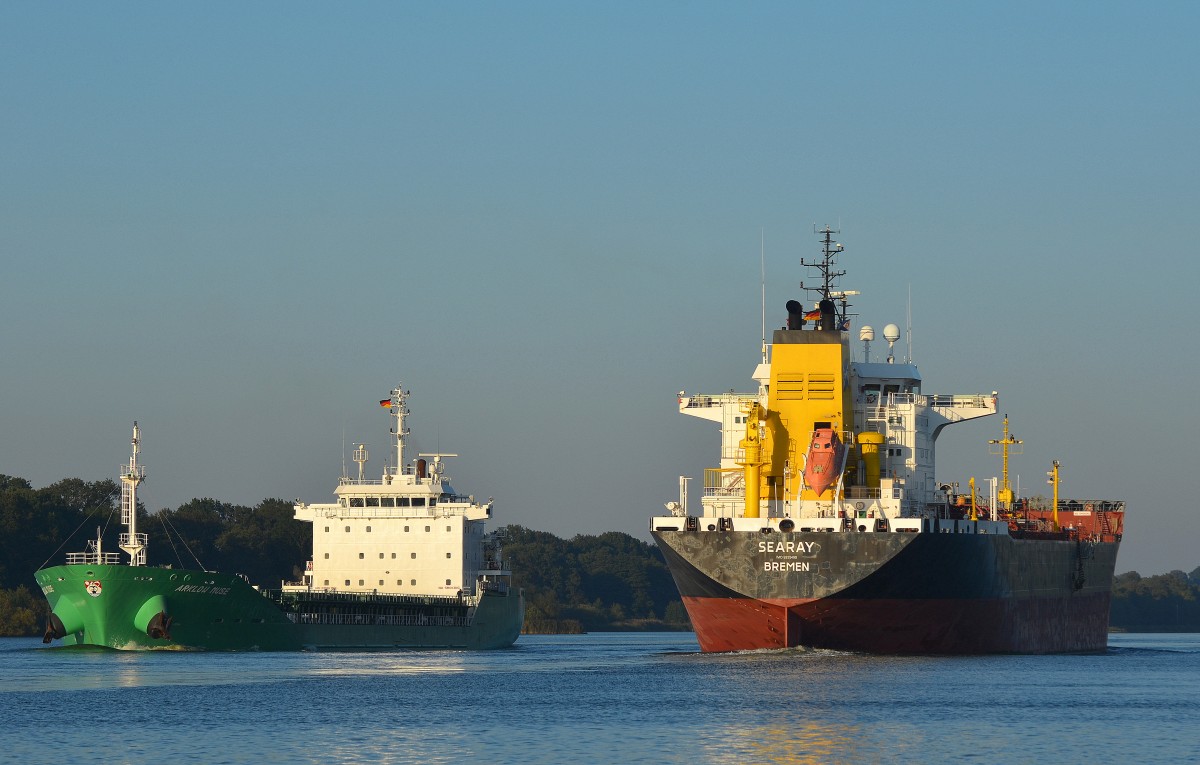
{"left": 2, "top": 2, "right": 1196, "bottom": 575}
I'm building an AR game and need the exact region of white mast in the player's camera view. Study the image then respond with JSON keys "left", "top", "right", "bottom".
{"left": 387, "top": 385, "right": 411, "bottom": 475}
{"left": 118, "top": 422, "right": 147, "bottom": 566}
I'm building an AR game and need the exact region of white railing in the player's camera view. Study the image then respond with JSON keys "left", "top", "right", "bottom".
{"left": 65, "top": 551, "right": 122, "bottom": 565}
{"left": 292, "top": 612, "right": 471, "bottom": 627}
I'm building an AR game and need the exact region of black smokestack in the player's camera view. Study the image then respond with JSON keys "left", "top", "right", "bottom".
{"left": 786, "top": 300, "right": 805, "bottom": 329}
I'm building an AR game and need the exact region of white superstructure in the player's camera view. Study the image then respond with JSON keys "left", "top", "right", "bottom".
{"left": 288, "top": 385, "right": 509, "bottom": 598}
{"left": 674, "top": 365, "right": 996, "bottom": 527}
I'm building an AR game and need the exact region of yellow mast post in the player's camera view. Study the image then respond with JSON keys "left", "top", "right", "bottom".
{"left": 968, "top": 477, "right": 978, "bottom": 521}
{"left": 988, "top": 414, "right": 1023, "bottom": 512}
{"left": 1047, "top": 460, "right": 1061, "bottom": 530}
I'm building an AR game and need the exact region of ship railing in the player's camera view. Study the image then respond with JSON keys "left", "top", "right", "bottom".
{"left": 65, "top": 551, "right": 122, "bottom": 565}
{"left": 845, "top": 487, "right": 882, "bottom": 500}
{"left": 267, "top": 588, "right": 481, "bottom": 608}
{"left": 292, "top": 612, "right": 473, "bottom": 627}
{"left": 703, "top": 486, "right": 746, "bottom": 498}
{"left": 679, "top": 392, "right": 757, "bottom": 410}
{"left": 327, "top": 505, "right": 474, "bottom": 519}
{"left": 1016, "top": 498, "right": 1126, "bottom": 513}
{"left": 927, "top": 393, "right": 994, "bottom": 409}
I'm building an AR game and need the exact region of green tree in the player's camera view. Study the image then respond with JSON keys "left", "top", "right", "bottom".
{"left": 0, "top": 585, "right": 47, "bottom": 636}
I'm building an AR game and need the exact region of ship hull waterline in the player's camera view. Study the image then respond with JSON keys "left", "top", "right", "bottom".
{"left": 35, "top": 564, "right": 524, "bottom": 652}
{"left": 653, "top": 522, "right": 1118, "bottom": 655}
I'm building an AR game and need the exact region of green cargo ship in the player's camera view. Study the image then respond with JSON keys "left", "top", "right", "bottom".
{"left": 37, "top": 390, "right": 523, "bottom": 651}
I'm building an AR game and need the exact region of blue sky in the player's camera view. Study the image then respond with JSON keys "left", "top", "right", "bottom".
{"left": 2, "top": 2, "right": 1196, "bottom": 575}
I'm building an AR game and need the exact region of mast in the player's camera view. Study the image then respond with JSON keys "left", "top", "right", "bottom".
{"left": 118, "top": 422, "right": 147, "bottom": 566}
{"left": 988, "top": 414, "right": 1023, "bottom": 511}
{"left": 801, "top": 225, "right": 856, "bottom": 331}
{"left": 385, "top": 385, "right": 411, "bottom": 474}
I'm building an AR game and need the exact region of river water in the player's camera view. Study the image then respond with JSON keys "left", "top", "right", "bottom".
{"left": 2, "top": 632, "right": 1197, "bottom": 764}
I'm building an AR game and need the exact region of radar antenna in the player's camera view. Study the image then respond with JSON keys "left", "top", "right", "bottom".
{"left": 801, "top": 225, "right": 855, "bottom": 331}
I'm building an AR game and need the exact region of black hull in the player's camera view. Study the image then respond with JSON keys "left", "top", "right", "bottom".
{"left": 653, "top": 520, "right": 1120, "bottom": 654}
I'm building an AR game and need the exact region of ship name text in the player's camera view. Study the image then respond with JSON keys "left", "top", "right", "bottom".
{"left": 174, "top": 584, "right": 231, "bottom": 595}
{"left": 764, "top": 561, "right": 811, "bottom": 572}
{"left": 758, "top": 540, "right": 817, "bottom": 554}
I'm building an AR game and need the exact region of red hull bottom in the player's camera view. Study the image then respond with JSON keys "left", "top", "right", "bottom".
{"left": 683, "top": 593, "right": 1112, "bottom": 654}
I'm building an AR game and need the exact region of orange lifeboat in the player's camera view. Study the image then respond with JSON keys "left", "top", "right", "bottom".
{"left": 803, "top": 428, "right": 844, "bottom": 497}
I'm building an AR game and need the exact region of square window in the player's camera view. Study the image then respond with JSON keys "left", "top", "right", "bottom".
{"left": 446, "top": 552, "right": 452, "bottom": 559}
{"left": 425, "top": 525, "right": 430, "bottom": 532}
{"left": 379, "top": 580, "right": 384, "bottom": 586}
{"left": 344, "top": 580, "right": 350, "bottom": 586}
{"left": 324, "top": 526, "right": 329, "bottom": 532}
{"left": 446, "top": 525, "right": 452, "bottom": 532}
{"left": 391, "top": 553, "right": 397, "bottom": 559}
{"left": 411, "top": 552, "right": 417, "bottom": 559}
{"left": 445, "top": 579, "right": 451, "bottom": 586}
{"left": 379, "top": 553, "right": 384, "bottom": 559}
{"left": 358, "top": 579, "right": 364, "bottom": 586}
{"left": 345, "top": 526, "right": 351, "bottom": 532}
{"left": 404, "top": 525, "right": 410, "bottom": 532}
{"left": 324, "top": 553, "right": 329, "bottom": 559}
{"left": 410, "top": 579, "right": 416, "bottom": 586}
{"left": 324, "top": 580, "right": 329, "bottom": 586}
{"left": 366, "top": 525, "right": 372, "bottom": 532}
{"left": 359, "top": 553, "right": 365, "bottom": 559}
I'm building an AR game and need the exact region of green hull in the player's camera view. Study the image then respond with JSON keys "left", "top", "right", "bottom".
{"left": 35, "top": 564, "right": 523, "bottom": 651}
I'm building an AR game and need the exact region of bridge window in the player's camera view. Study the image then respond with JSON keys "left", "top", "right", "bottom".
{"left": 382, "top": 497, "right": 395, "bottom": 507}
{"left": 413, "top": 498, "right": 426, "bottom": 507}
{"left": 366, "top": 497, "right": 380, "bottom": 507}
{"left": 398, "top": 497, "right": 410, "bottom": 507}
{"left": 350, "top": 498, "right": 364, "bottom": 507}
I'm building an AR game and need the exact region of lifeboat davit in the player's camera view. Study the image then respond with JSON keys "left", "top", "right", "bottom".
{"left": 803, "top": 428, "right": 844, "bottom": 497}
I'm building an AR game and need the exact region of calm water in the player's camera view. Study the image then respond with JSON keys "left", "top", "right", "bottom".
{"left": 2, "top": 633, "right": 1197, "bottom": 765}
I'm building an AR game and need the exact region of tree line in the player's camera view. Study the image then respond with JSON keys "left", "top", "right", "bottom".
{"left": 3, "top": 471, "right": 1198, "bottom": 637}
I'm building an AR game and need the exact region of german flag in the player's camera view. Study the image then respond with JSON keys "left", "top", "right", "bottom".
{"left": 803, "top": 308, "right": 822, "bottom": 321}
{"left": 379, "top": 399, "right": 393, "bottom": 408}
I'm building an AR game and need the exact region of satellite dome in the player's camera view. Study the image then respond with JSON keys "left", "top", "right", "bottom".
{"left": 883, "top": 324, "right": 901, "bottom": 343}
